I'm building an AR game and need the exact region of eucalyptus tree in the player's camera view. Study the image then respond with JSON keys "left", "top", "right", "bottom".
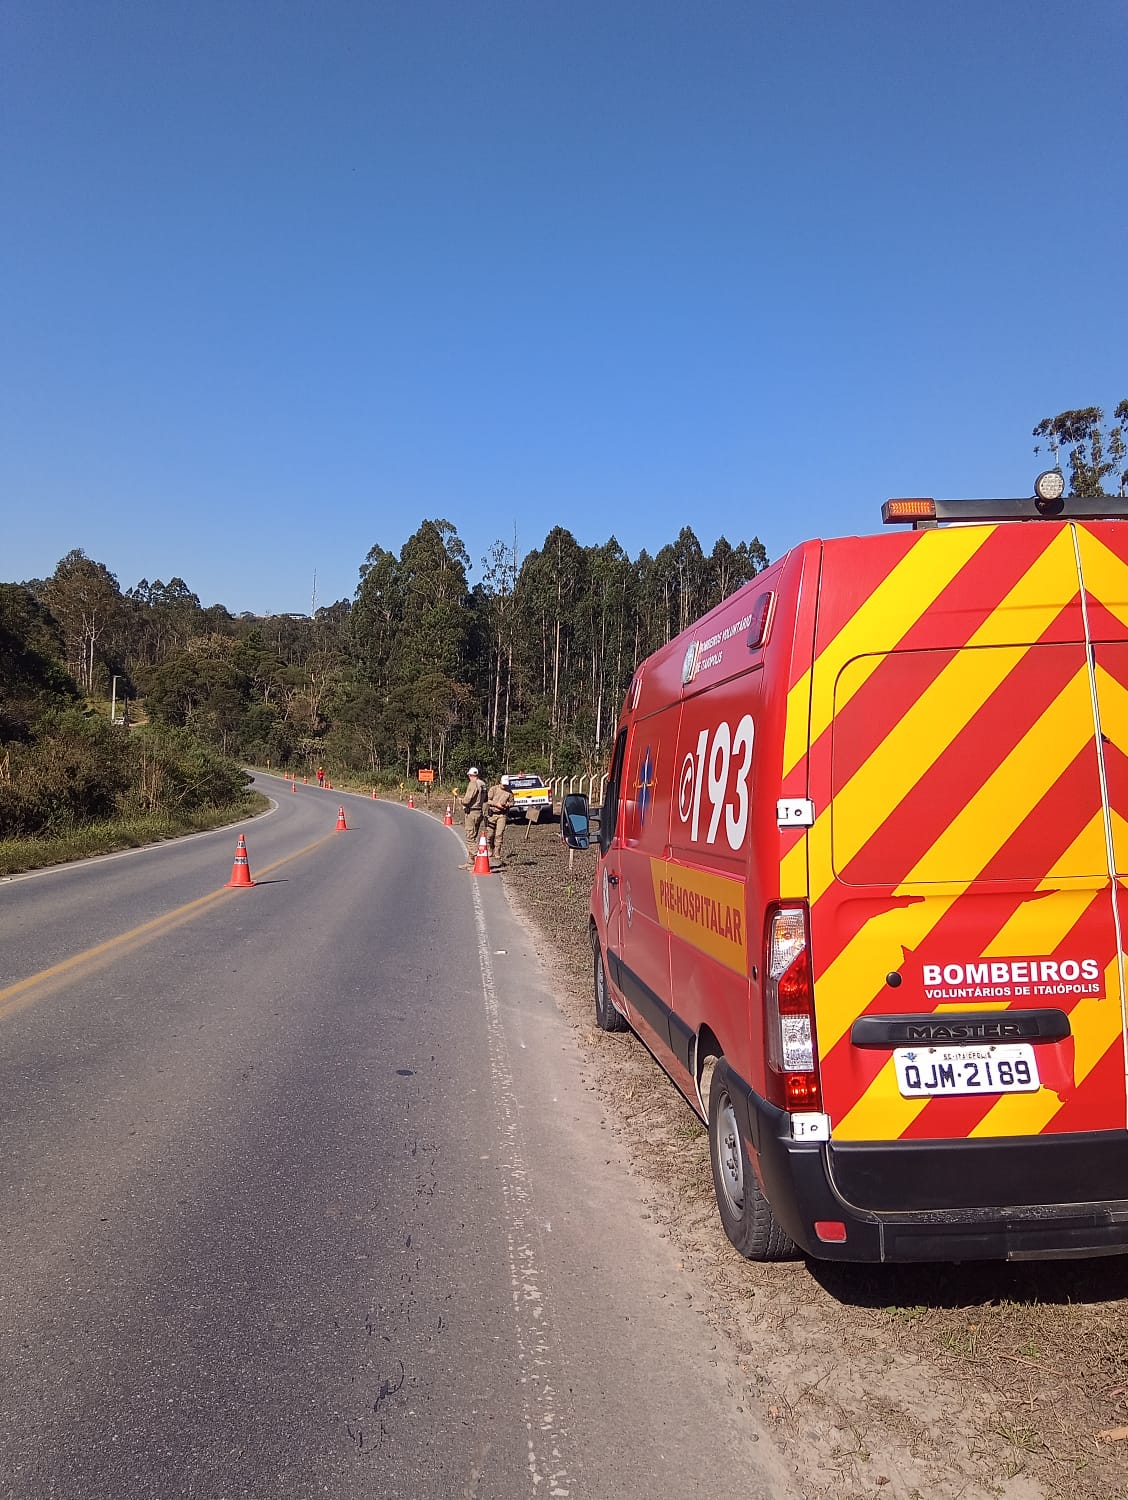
{"left": 479, "top": 535, "right": 520, "bottom": 752}
{"left": 514, "top": 527, "right": 586, "bottom": 744}
{"left": 396, "top": 519, "right": 471, "bottom": 677}
{"left": 112, "top": 577, "right": 205, "bottom": 682}
{"left": 352, "top": 544, "right": 402, "bottom": 697}
{"left": 648, "top": 528, "right": 708, "bottom": 645}
{"left": 707, "top": 535, "right": 767, "bottom": 608}
{"left": 583, "top": 537, "right": 632, "bottom": 753}
{"left": 366, "top": 519, "right": 471, "bottom": 774}
{"left": 43, "top": 549, "right": 124, "bottom": 695}
{"left": 629, "top": 548, "right": 661, "bottom": 664}
{"left": 1033, "top": 404, "right": 1128, "bottom": 497}
{"left": 674, "top": 527, "right": 708, "bottom": 633}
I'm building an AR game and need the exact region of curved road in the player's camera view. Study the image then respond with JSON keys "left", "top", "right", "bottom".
{"left": 0, "top": 775, "right": 791, "bottom": 1500}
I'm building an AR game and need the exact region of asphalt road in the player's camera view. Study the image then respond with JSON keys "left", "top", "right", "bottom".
{"left": 0, "top": 776, "right": 793, "bottom": 1500}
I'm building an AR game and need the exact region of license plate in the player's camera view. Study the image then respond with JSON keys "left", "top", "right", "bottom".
{"left": 893, "top": 1044, "right": 1040, "bottom": 1098}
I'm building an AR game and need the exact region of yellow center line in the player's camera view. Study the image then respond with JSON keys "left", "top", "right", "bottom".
{"left": 0, "top": 834, "right": 337, "bottom": 1022}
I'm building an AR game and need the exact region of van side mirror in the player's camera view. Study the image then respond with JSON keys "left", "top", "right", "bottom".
{"left": 560, "top": 793, "right": 591, "bottom": 850}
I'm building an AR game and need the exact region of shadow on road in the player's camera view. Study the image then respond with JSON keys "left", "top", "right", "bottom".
{"left": 808, "top": 1250, "right": 1128, "bottom": 1309}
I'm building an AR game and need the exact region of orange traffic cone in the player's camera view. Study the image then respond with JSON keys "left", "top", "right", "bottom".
{"left": 327, "top": 779, "right": 333, "bottom": 790}
{"left": 303, "top": 775, "right": 307, "bottom": 784}
{"left": 408, "top": 794, "right": 415, "bottom": 809}
{"left": 443, "top": 804, "right": 453, "bottom": 826}
{"left": 336, "top": 805, "right": 349, "bottom": 831}
{"left": 473, "top": 832, "right": 492, "bottom": 875}
{"left": 291, "top": 780, "right": 296, "bottom": 793}
{"left": 372, "top": 788, "right": 378, "bottom": 799}
{"left": 226, "top": 834, "right": 255, "bottom": 887}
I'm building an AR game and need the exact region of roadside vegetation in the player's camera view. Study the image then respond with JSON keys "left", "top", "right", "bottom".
{"left": 0, "top": 584, "right": 262, "bottom": 875}
{"left": 0, "top": 798, "right": 267, "bottom": 878}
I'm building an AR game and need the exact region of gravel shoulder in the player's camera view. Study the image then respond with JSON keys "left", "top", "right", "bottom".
{"left": 489, "top": 817, "right": 1128, "bottom": 1500}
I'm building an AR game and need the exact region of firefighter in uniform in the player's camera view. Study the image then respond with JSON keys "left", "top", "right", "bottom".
{"left": 461, "top": 768, "right": 487, "bottom": 865}
{"left": 486, "top": 775, "right": 515, "bottom": 864}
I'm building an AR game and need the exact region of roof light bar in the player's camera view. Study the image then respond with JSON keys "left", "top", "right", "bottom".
{"left": 883, "top": 477, "right": 1128, "bottom": 528}
{"left": 882, "top": 498, "right": 936, "bottom": 525}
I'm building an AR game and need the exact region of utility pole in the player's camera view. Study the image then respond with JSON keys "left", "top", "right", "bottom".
{"left": 311, "top": 568, "right": 318, "bottom": 618}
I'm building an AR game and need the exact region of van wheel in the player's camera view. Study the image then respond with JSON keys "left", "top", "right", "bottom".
{"left": 594, "top": 940, "right": 627, "bottom": 1032}
{"left": 707, "top": 1058, "right": 795, "bottom": 1261}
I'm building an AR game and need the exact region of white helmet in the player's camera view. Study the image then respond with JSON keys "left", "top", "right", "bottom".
{"left": 501, "top": 775, "right": 511, "bottom": 786}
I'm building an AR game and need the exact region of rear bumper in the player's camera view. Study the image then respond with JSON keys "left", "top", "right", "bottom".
{"left": 733, "top": 1077, "right": 1128, "bottom": 1262}
{"left": 510, "top": 799, "right": 552, "bottom": 820}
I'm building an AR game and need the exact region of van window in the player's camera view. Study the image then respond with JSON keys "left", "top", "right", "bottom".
{"left": 830, "top": 644, "right": 1106, "bottom": 885}
{"left": 600, "top": 728, "right": 628, "bottom": 856}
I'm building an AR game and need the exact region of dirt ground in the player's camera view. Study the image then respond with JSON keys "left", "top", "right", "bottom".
{"left": 482, "top": 814, "right": 1128, "bottom": 1500}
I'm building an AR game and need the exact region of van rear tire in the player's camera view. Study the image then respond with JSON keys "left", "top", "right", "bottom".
{"left": 707, "top": 1058, "right": 796, "bottom": 1261}
{"left": 593, "top": 939, "right": 627, "bottom": 1032}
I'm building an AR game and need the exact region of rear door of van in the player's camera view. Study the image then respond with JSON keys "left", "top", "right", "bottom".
{"left": 797, "top": 521, "right": 1128, "bottom": 1193}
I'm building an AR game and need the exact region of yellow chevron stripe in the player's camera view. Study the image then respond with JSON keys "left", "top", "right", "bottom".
{"left": 821, "top": 670, "right": 1098, "bottom": 1066}
{"left": 834, "top": 1056, "right": 926, "bottom": 1139}
{"left": 828, "top": 644, "right": 1022, "bottom": 876}
{"left": 983, "top": 814, "right": 1112, "bottom": 958}
{"left": 1095, "top": 666, "right": 1128, "bottom": 875}
{"left": 1076, "top": 527, "right": 1128, "bottom": 633}
{"left": 970, "top": 980, "right": 1123, "bottom": 1137}
{"left": 782, "top": 525, "right": 993, "bottom": 779}
{"left": 780, "top": 833, "right": 806, "bottom": 898}
{"left": 903, "top": 665, "right": 1097, "bottom": 883}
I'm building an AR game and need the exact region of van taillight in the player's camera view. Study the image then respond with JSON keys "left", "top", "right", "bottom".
{"left": 764, "top": 903, "right": 821, "bottom": 1111}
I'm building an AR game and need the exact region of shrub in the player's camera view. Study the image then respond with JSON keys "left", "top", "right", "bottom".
{"left": 0, "top": 715, "right": 251, "bottom": 838}
{"left": 0, "top": 711, "right": 128, "bottom": 835}
{"left": 123, "top": 724, "right": 250, "bottom": 816}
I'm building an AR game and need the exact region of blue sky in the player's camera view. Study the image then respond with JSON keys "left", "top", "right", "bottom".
{"left": 4, "top": 0, "right": 1125, "bottom": 614}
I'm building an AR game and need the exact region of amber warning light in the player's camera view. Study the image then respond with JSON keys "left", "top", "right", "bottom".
{"left": 882, "top": 497, "right": 936, "bottom": 525}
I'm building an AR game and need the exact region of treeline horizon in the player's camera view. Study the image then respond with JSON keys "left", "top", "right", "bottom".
{"left": 4, "top": 519, "right": 768, "bottom": 783}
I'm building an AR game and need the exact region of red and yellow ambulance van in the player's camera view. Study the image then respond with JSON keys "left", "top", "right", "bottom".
{"left": 563, "top": 481, "right": 1128, "bottom": 1261}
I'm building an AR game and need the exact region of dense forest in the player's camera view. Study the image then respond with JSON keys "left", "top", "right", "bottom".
{"left": 3, "top": 522, "right": 768, "bottom": 796}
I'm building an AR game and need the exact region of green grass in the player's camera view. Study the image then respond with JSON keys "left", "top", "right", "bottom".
{"left": 0, "top": 793, "right": 270, "bottom": 876}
